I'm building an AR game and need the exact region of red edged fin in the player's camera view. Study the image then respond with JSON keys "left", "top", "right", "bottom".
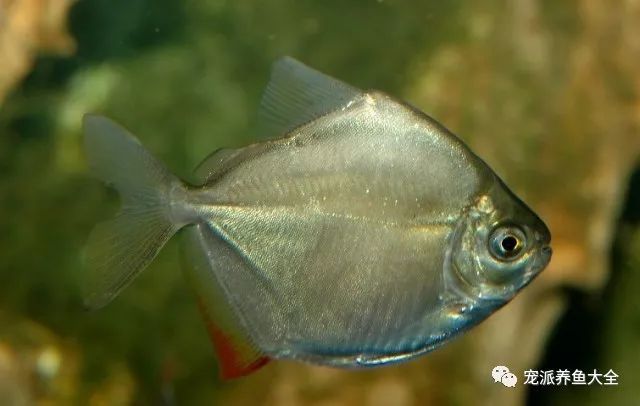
{"left": 181, "top": 224, "right": 270, "bottom": 379}
{"left": 197, "top": 299, "right": 270, "bottom": 379}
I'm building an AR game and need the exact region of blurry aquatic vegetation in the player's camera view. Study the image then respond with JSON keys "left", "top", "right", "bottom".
{"left": 0, "top": 0, "right": 639, "bottom": 404}
{"left": 0, "top": 311, "right": 82, "bottom": 405}
{"left": 0, "top": 0, "right": 75, "bottom": 105}
{"left": 531, "top": 165, "right": 640, "bottom": 405}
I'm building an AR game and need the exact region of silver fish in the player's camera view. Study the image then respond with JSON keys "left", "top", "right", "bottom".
{"left": 83, "top": 57, "right": 552, "bottom": 378}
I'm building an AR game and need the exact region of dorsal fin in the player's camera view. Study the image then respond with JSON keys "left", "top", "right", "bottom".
{"left": 257, "top": 56, "right": 363, "bottom": 139}
{"left": 193, "top": 148, "right": 241, "bottom": 184}
{"left": 193, "top": 143, "right": 276, "bottom": 185}
{"left": 181, "top": 224, "right": 270, "bottom": 379}
{"left": 194, "top": 57, "right": 363, "bottom": 184}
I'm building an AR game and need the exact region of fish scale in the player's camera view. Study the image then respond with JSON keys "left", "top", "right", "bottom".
{"left": 82, "top": 56, "right": 552, "bottom": 378}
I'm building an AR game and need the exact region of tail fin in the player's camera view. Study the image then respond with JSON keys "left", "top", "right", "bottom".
{"left": 83, "top": 115, "right": 185, "bottom": 309}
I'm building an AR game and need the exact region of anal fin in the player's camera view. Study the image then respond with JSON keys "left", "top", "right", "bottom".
{"left": 181, "top": 224, "right": 270, "bottom": 379}
{"left": 196, "top": 298, "right": 270, "bottom": 379}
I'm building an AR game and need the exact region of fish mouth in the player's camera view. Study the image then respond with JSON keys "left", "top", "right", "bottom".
{"left": 540, "top": 245, "right": 552, "bottom": 269}
{"left": 530, "top": 222, "right": 552, "bottom": 275}
{"left": 527, "top": 245, "right": 552, "bottom": 279}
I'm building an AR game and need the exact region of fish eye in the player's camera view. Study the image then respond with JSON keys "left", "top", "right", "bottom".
{"left": 489, "top": 225, "right": 526, "bottom": 261}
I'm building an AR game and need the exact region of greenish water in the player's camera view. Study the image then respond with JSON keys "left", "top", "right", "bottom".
{"left": 0, "top": 1, "right": 638, "bottom": 404}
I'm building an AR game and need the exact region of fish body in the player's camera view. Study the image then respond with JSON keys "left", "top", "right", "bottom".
{"left": 83, "top": 57, "right": 552, "bottom": 378}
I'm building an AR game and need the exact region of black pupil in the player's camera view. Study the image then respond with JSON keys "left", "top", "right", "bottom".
{"left": 501, "top": 235, "right": 518, "bottom": 252}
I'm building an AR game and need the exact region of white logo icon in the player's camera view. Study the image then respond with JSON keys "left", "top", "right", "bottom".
{"left": 492, "top": 365, "right": 510, "bottom": 382}
{"left": 492, "top": 365, "right": 517, "bottom": 388}
{"left": 501, "top": 372, "right": 518, "bottom": 387}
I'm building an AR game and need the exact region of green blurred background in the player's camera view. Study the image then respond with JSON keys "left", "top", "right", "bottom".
{"left": 0, "top": 0, "right": 639, "bottom": 405}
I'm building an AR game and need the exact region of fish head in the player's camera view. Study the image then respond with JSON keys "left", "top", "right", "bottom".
{"left": 448, "top": 176, "right": 552, "bottom": 303}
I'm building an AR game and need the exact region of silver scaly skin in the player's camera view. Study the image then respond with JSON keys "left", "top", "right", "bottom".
{"left": 82, "top": 57, "right": 551, "bottom": 372}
